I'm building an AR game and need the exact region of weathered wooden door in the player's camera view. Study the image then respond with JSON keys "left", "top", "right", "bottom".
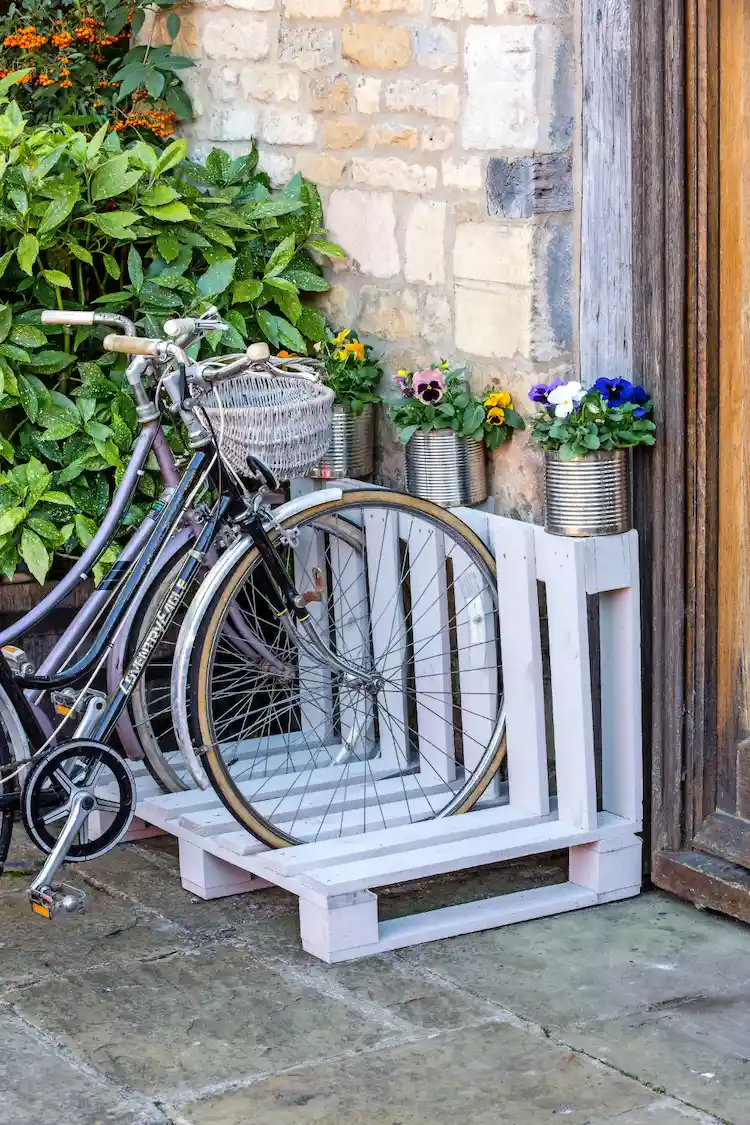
{"left": 692, "top": 0, "right": 750, "bottom": 872}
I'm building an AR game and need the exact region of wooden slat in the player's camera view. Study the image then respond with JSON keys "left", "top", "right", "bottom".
{"left": 495, "top": 520, "right": 549, "bottom": 816}
{"left": 330, "top": 529, "right": 375, "bottom": 758}
{"left": 294, "top": 517, "right": 334, "bottom": 742}
{"left": 598, "top": 532, "right": 643, "bottom": 823}
{"left": 536, "top": 533, "right": 598, "bottom": 831}
{"left": 403, "top": 514, "right": 455, "bottom": 783}
{"left": 448, "top": 539, "right": 499, "bottom": 790}
{"left": 364, "top": 508, "right": 409, "bottom": 768}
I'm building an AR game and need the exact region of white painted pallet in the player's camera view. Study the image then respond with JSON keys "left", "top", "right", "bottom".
{"left": 116, "top": 507, "right": 643, "bottom": 963}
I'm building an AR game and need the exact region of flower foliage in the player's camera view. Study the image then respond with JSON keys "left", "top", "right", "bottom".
{"left": 390, "top": 365, "right": 524, "bottom": 452}
{"left": 0, "top": 93, "right": 344, "bottom": 583}
{"left": 0, "top": 0, "right": 193, "bottom": 139}
{"left": 528, "top": 377, "right": 656, "bottom": 460}
{"left": 315, "top": 328, "right": 383, "bottom": 414}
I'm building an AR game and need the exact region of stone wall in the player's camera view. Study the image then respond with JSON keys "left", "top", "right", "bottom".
{"left": 160, "top": 0, "right": 576, "bottom": 518}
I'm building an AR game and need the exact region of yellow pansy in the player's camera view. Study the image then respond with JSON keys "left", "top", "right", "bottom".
{"left": 342, "top": 340, "right": 365, "bottom": 362}
{"left": 486, "top": 406, "right": 506, "bottom": 426}
{"left": 332, "top": 329, "right": 350, "bottom": 346}
{"left": 485, "top": 391, "right": 512, "bottom": 409}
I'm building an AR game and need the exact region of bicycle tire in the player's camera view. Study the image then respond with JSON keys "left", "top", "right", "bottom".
{"left": 0, "top": 694, "right": 18, "bottom": 874}
{"left": 189, "top": 489, "right": 507, "bottom": 848}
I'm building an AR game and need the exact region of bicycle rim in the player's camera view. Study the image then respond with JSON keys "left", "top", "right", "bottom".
{"left": 192, "top": 490, "right": 506, "bottom": 848}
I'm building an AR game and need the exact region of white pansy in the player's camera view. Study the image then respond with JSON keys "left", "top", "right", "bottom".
{"left": 547, "top": 381, "right": 586, "bottom": 419}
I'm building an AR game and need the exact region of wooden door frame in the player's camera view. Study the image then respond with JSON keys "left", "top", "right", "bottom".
{"left": 637, "top": 0, "right": 750, "bottom": 917}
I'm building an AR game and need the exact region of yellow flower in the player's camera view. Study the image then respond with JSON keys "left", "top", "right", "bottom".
{"left": 332, "top": 329, "right": 350, "bottom": 346}
{"left": 397, "top": 369, "right": 408, "bottom": 378}
{"left": 484, "top": 391, "right": 512, "bottom": 409}
{"left": 343, "top": 340, "right": 365, "bottom": 362}
{"left": 486, "top": 406, "right": 505, "bottom": 426}
{"left": 333, "top": 350, "right": 342, "bottom": 360}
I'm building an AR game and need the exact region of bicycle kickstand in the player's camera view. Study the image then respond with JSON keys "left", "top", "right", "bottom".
{"left": 28, "top": 791, "right": 92, "bottom": 918}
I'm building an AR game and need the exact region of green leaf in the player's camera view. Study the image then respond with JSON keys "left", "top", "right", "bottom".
{"left": 0, "top": 250, "right": 14, "bottom": 280}
{"left": 154, "top": 140, "right": 188, "bottom": 177}
{"left": 167, "top": 11, "right": 181, "bottom": 38}
{"left": 197, "top": 257, "right": 236, "bottom": 298}
{"left": 74, "top": 513, "right": 98, "bottom": 548}
{"left": 165, "top": 84, "right": 193, "bottom": 122}
{"left": 40, "top": 490, "right": 75, "bottom": 507}
{"left": 0, "top": 437, "right": 13, "bottom": 463}
{"left": 17, "top": 234, "right": 39, "bottom": 276}
{"left": 85, "top": 421, "right": 112, "bottom": 442}
{"left": 305, "top": 238, "right": 346, "bottom": 261}
{"left": 0, "top": 507, "right": 26, "bottom": 535}
{"left": 16, "top": 374, "right": 38, "bottom": 422}
{"left": 156, "top": 233, "right": 180, "bottom": 263}
{"left": 91, "top": 155, "right": 144, "bottom": 202}
{"left": 127, "top": 245, "right": 144, "bottom": 291}
{"left": 26, "top": 516, "right": 60, "bottom": 544}
{"left": 296, "top": 307, "right": 327, "bottom": 342}
{"left": 87, "top": 122, "right": 109, "bottom": 161}
{"left": 10, "top": 325, "right": 45, "bottom": 349}
{"left": 41, "top": 269, "right": 73, "bottom": 289}
{"left": 143, "top": 201, "right": 194, "bottom": 222}
{"left": 141, "top": 184, "right": 178, "bottom": 208}
{"left": 65, "top": 238, "right": 93, "bottom": 265}
{"left": 38, "top": 186, "right": 79, "bottom": 236}
{"left": 232, "top": 279, "right": 263, "bottom": 304}
{"left": 28, "top": 351, "right": 77, "bottom": 374}
{"left": 256, "top": 308, "right": 279, "bottom": 348}
{"left": 399, "top": 424, "right": 418, "bottom": 444}
{"left": 275, "top": 317, "right": 307, "bottom": 355}
{"left": 0, "top": 306, "right": 11, "bottom": 344}
{"left": 283, "top": 268, "right": 328, "bottom": 292}
{"left": 87, "top": 212, "right": 140, "bottom": 238}
{"left": 264, "top": 234, "right": 297, "bottom": 278}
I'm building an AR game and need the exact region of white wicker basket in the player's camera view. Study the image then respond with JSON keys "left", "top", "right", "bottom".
{"left": 195, "top": 364, "right": 334, "bottom": 482}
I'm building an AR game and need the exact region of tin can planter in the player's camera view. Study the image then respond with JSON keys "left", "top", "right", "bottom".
{"left": 544, "top": 449, "right": 631, "bottom": 536}
{"left": 310, "top": 404, "right": 374, "bottom": 480}
{"left": 406, "top": 431, "right": 488, "bottom": 507}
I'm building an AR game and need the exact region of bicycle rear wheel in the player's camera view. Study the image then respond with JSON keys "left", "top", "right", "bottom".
{"left": 190, "top": 490, "right": 506, "bottom": 848}
{"left": 0, "top": 696, "right": 18, "bottom": 874}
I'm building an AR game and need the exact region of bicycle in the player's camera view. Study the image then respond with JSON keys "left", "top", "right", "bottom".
{"left": 0, "top": 312, "right": 508, "bottom": 913}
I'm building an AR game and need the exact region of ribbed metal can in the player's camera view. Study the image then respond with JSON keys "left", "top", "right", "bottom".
{"left": 309, "top": 404, "right": 374, "bottom": 479}
{"left": 544, "top": 449, "right": 631, "bottom": 536}
{"left": 405, "top": 431, "right": 487, "bottom": 507}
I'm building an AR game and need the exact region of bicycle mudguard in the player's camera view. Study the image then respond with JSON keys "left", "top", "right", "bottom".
{"left": 170, "top": 485, "right": 344, "bottom": 788}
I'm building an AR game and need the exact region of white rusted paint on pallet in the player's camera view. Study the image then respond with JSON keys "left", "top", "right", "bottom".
{"left": 118, "top": 514, "right": 643, "bottom": 963}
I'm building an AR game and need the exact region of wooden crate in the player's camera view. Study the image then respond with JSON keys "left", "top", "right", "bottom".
{"left": 126, "top": 512, "right": 643, "bottom": 962}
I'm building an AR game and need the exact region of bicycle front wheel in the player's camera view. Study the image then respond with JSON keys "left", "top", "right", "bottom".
{"left": 190, "top": 490, "right": 506, "bottom": 848}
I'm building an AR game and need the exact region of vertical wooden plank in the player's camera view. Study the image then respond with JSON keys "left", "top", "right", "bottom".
{"left": 494, "top": 519, "right": 549, "bottom": 816}
{"left": 330, "top": 534, "right": 375, "bottom": 758}
{"left": 364, "top": 508, "right": 409, "bottom": 768}
{"left": 580, "top": 0, "right": 633, "bottom": 385}
{"left": 448, "top": 539, "right": 499, "bottom": 795}
{"left": 537, "top": 531, "right": 598, "bottom": 831}
{"left": 404, "top": 515, "right": 455, "bottom": 783}
{"left": 597, "top": 531, "right": 643, "bottom": 824}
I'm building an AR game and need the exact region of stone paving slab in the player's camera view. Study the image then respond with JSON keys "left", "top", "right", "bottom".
{"left": 0, "top": 1008, "right": 165, "bottom": 1125}
{"left": 170, "top": 1021, "right": 657, "bottom": 1125}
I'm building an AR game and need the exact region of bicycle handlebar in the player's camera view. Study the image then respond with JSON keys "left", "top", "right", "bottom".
{"left": 103, "top": 334, "right": 161, "bottom": 356}
{"left": 41, "top": 311, "right": 96, "bottom": 326}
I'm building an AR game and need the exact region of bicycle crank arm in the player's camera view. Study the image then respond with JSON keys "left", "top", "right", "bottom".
{"left": 27, "top": 790, "right": 93, "bottom": 917}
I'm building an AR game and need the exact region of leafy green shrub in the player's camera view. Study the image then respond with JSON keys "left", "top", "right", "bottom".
{"left": 390, "top": 366, "right": 524, "bottom": 451}
{"left": 0, "top": 92, "right": 344, "bottom": 582}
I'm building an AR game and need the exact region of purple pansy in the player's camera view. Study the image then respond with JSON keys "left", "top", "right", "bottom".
{"left": 629, "top": 384, "right": 650, "bottom": 418}
{"left": 413, "top": 370, "right": 445, "bottom": 404}
{"left": 529, "top": 378, "right": 565, "bottom": 414}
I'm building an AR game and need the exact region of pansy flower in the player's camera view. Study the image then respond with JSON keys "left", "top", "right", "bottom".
{"left": 485, "top": 391, "right": 512, "bottom": 409}
{"left": 486, "top": 406, "right": 506, "bottom": 426}
{"left": 413, "top": 369, "right": 445, "bottom": 404}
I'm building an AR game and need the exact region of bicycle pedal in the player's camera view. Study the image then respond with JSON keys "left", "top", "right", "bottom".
{"left": 1, "top": 645, "right": 35, "bottom": 678}
{"left": 29, "top": 883, "right": 87, "bottom": 919}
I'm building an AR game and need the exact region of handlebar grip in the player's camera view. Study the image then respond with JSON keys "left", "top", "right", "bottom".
{"left": 103, "top": 334, "right": 161, "bottom": 356}
{"left": 163, "top": 317, "right": 196, "bottom": 338}
{"left": 41, "top": 310, "right": 95, "bottom": 326}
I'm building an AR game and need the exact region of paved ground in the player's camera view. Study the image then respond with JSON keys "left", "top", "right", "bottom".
{"left": 1, "top": 833, "right": 748, "bottom": 1125}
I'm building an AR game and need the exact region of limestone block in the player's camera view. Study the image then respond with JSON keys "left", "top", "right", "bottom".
{"left": 455, "top": 282, "right": 533, "bottom": 359}
{"left": 532, "top": 221, "right": 573, "bottom": 361}
{"left": 261, "top": 110, "right": 317, "bottom": 145}
{"left": 421, "top": 125, "right": 454, "bottom": 151}
{"left": 442, "top": 156, "right": 483, "bottom": 190}
{"left": 432, "top": 0, "right": 487, "bottom": 16}
{"left": 327, "top": 191, "right": 400, "bottom": 279}
{"left": 240, "top": 66, "right": 301, "bottom": 103}
{"left": 454, "top": 223, "right": 535, "bottom": 286}
{"left": 283, "top": 0, "right": 348, "bottom": 14}
{"left": 358, "top": 287, "right": 419, "bottom": 341}
{"left": 258, "top": 149, "right": 295, "bottom": 185}
{"left": 309, "top": 75, "right": 351, "bottom": 113}
{"left": 368, "top": 125, "right": 419, "bottom": 150}
{"left": 342, "top": 25, "right": 412, "bottom": 69}
{"left": 354, "top": 76, "right": 382, "bottom": 114}
{"left": 385, "top": 79, "right": 460, "bottom": 120}
{"left": 200, "top": 104, "right": 260, "bottom": 142}
{"left": 315, "top": 283, "right": 353, "bottom": 325}
{"left": 356, "top": 0, "right": 423, "bottom": 10}
{"left": 201, "top": 14, "right": 270, "bottom": 59}
{"left": 296, "top": 153, "right": 346, "bottom": 187}
{"left": 323, "top": 121, "right": 366, "bottom": 150}
{"left": 486, "top": 154, "right": 573, "bottom": 219}
{"left": 414, "top": 26, "right": 458, "bottom": 71}
{"left": 495, "top": 0, "right": 571, "bottom": 16}
{"left": 463, "top": 24, "right": 567, "bottom": 151}
{"left": 405, "top": 201, "right": 446, "bottom": 286}
{"left": 351, "top": 157, "right": 438, "bottom": 193}
{"left": 280, "top": 26, "right": 336, "bottom": 70}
